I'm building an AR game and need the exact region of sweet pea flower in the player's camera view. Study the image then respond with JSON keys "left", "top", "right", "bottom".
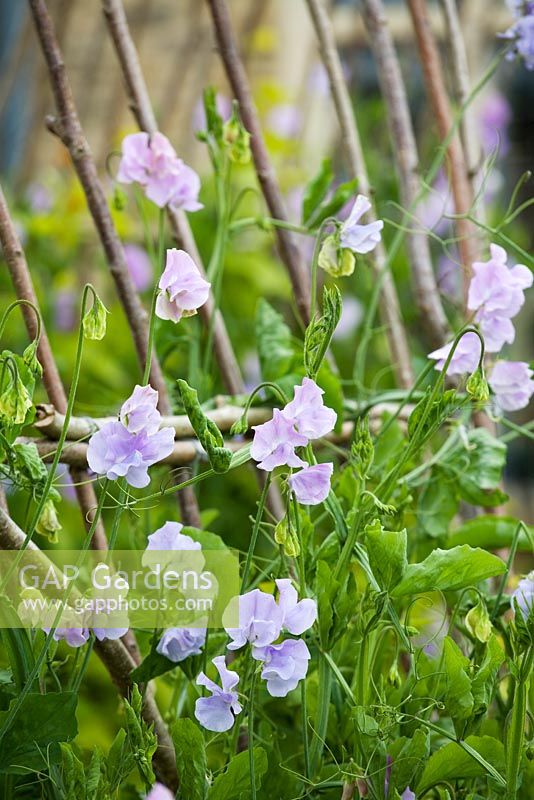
{"left": 512, "top": 571, "right": 534, "bottom": 620}
{"left": 87, "top": 386, "right": 175, "bottom": 488}
{"left": 283, "top": 378, "right": 337, "bottom": 439}
{"left": 502, "top": 12, "right": 534, "bottom": 70}
{"left": 339, "top": 195, "right": 384, "bottom": 254}
{"left": 195, "top": 655, "right": 242, "bottom": 732}
{"left": 288, "top": 462, "right": 333, "bottom": 505}
{"left": 428, "top": 331, "right": 482, "bottom": 376}
{"left": 145, "top": 521, "right": 201, "bottom": 552}
{"left": 145, "top": 782, "right": 175, "bottom": 800}
{"left": 117, "top": 132, "right": 202, "bottom": 210}
{"left": 467, "top": 244, "right": 532, "bottom": 352}
{"left": 489, "top": 361, "right": 534, "bottom": 411}
{"left": 225, "top": 589, "right": 284, "bottom": 650}
{"left": 155, "top": 249, "right": 210, "bottom": 323}
{"left": 253, "top": 638, "right": 311, "bottom": 697}
{"left": 401, "top": 789, "right": 416, "bottom": 800}
{"left": 44, "top": 627, "right": 90, "bottom": 648}
{"left": 276, "top": 579, "right": 317, "bottom": 635}
{"left": 251, "top": 409, "right": 308, "bottom": 471}
{"left": 157, "top": 627, "right": 207, "bottom": 662}
{"left": 93, "top": 626, "right": 129, "bottom": 641}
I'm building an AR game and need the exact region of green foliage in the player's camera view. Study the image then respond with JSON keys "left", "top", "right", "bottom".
{"left": 178, "top": 379, "right": 233, "bottom": 473}
{"left": 442, "top": 428, "right": 508, "bottom": 507}
{"left": 416, "top": 736, "right": 505, "bottom": 795}
{"left": 123, "top": 685, "right": 158, "bottom": 790}
{"left": 172, "top": 718, "right": 207, "bottom": 800}
{"left": 255, "top": 298, "right": 294, "bottom": 383}
{"left": 207, "top": 748, "right": 267, "bottom": 799}
{"left": 304, "top": 285, "right": 342, "bottom": 379}
{"left": 365, "top": 519, "right": 407, "bottom": 591}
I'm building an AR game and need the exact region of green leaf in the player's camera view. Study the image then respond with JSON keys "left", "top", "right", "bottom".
{"left": 207, "top": 747, "right": 267, "bottom": 799}
{"left": 418, "top": 467, "right": 458, "bottom": 539}
{"left": 471, "top": 634, "right": 505, "bottom": 715}
{"left": 365, "top": 519, "right": 407, "bottom": 590}
{"left": 391, "top": 545, "right": 505, "bottom": 598}
{"left": 0, "top": 692, "right": 78, "bottom": 773}
{"left": 255, "top": 299, "right": 294, "bottom": 382}
{"left": 389, "top": 728, "right": 429, "bottom": 792}
{"left": 311, "top": 178, "right": 359, "bottom": 228}
{"left": 416, "top": 736, "right": 505, "bottom": 795}
{"left": 131, "top": 649, "right": 176, "bottom": 684}
{"left": 441, "top": 637, "right": 474, "bottom": 727}
{"left": 443, "top": 428, "right": 507, "bottom": 507}
{"left": 302, "top": 158, "right": 333, "bottom": 225}
{"left": 446, "top": 516, "right": 533, "bottom": 551}
{"left": 172, "top": 718, "right": 207, "bottom": 800}
{"left": 408, "top": 388, "right": 457, "bottom": 442}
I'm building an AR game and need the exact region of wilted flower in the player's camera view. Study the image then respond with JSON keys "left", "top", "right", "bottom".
{"left": 283, "top": 378, "right": 337, "bottom": 439}
{"left": 251, "top": 409, "right": 308, "bottom": 471}
{"left": 252, "top": 638, "right": 311, "bottom": 697}
{"left": 511, "top": 571, "right": 534, "bottom": 620}
{"left": 288, "top": 462, "right": 333, "bottom": 505}
{"left": 489, "top": 361, "right": 534, "bottom": 412}
{"left": 195, "top": 655, "right": 242, "bottom": 732}
{"left": 339, "top": 195, "right": 383, "bottom": 254}
{"left": 318, "top": 234, "right": 356, "bottom": 278}
{"left": 467, "top": 244, "right": 532, "bottom": 352}
{"left": 157, "top": 627, "right": 206, "bottom": 662}
{"left": 225, "top": 589, "right": 284, "bottom": 650}
{"left": 155, "top": 249, "right": 211, "bottom": 323}
{"left": 36, "top": 498, "right": 62, "bottom": 543}
{"left": 117, "top": 132, "right": 202, "bottom": 211}
{"left": 276, "top": 579, "right": 317, "bottom": 635}
{"left": 428, "top": 331, "right": 482, "bottom": 376}
{"left": 87, "top": 385, "right": 174, "bottom": 488}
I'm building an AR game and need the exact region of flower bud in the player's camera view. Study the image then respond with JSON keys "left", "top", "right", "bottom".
{"left": 112, "top": 186, "right": 128, "bottom": 211}
{"left": 82, "top": 292, "right": 109, "bottom": 341}
{"left": 318, "top": 234, "right": 355, "bottom": 278}
{"left": 23, "top": 340, "right": 43, "bottom": 378}
{"left": 223, "top": 104, "right": 251, "bottom": 165}
{"left": 36, "top": 499, "right": 62, "bottom": 543}
{"left": 465, "top": 599, "right": 492, "bottom": 643}
{"left": 351, "top": 416, "right": 374, "bottom": 479}
{"left": 0, "top": 374, "right": 33, "bottom": 425}
{"left": 230, "top": 413, "right": 249, "bottom": 436}
{"left": 466, "top": 367, "right": 490, "bottom": 406}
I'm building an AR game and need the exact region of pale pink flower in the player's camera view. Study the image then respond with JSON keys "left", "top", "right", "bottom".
{"left": 156, "top": 249, "right": 210, "bottom": 323}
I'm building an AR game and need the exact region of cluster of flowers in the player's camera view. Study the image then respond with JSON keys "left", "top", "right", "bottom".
{"left": 194, "top": 580, "right": 317, "bottom": 732}
{"left": 429, "top": 244, "right": 534, "bottom": 411}
{"left": 117, "top": 132, "right": 202, "bottom": 211}
{"left": 500, "top": 1, "right": 534, "bottom": 71}
{"left": 250, "top": 377, "right": 336, "bottom": 505}
{"left": 87, "top": 384, "right": 175, "bottom": 488}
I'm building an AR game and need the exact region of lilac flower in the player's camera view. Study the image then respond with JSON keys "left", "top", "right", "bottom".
{"left": 93, "top": 626, "right": 129, "bottom": 641}
{"left": 489, "top": 361, "right": 534, "bottom": 411}
{"left": 251, "top": 409, "right": 308, "bottom": 471}
{"left": 428, "top": 331, "right": 482, "bottom": 376}
{"left": 339, "top": 195, "right": 384, "bottom": 254}
{"left": 145, "top": 521, "right": 201, "bottom": 552}
{"left": 155, "top": 249, "right": 210, "bottom": 323}
{"left": 502, "top": 10, "right": 534, "bottom": 70}
{"left": 288, "top": 463, "right": 333, "bottom": 505}
{"left": 195, "top": 655, "right": 242, "bottom": 732}
{"left": 276, "top": 579, "right": 317, "bottom": 635}
{"left": 252, "top": 638, "right": 311, "bottom": 697}
{"left": 44, "top": 627, "right": 90, "bottom": 648}
{"left": 401, "top": 789, "right": 416, "bottom": 800}
{"left": 512, "top": 571, "right": 534, "bottom": 620}
{"left": 467, "top": 244, "right": 532, "bottom": 352}
{"left": 87, "top": 385, "right": 175, "bottom": 488}
{"left": 384, "top": 755, "right": 392, "bottom": 797}
{"left": 120, "top": 384, "right": 161, "bottom": 435}
{"left": 283, "top": 378, "right": 337, "bottom": 440}
{"left": 225, "top": 589, "right": 284, "bottom": 650}
{"left": 157, "top": 627, "right": 206, "bottom": 662}
{"left": 124, "top": 243, "right": 153, "bottom": 292}
{"left": 117, "top": 132, "right": 202, "bottom": 211}
{"left": 145, "top": 782, "right": 175, "bottom": 800}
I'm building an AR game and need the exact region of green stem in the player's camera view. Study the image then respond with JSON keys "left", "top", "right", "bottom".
{"left": 229, "top": 217, "right": 313, "bottom": 236}
{"left": 0, "top": 285, "right": 97, "bottom": 592}
{"left": 506, "top": 646, "right": 534, "bottom": 799}
{"left": 0, "top": 299, "right": 42, "bottom": 342}
{"left": 248, "top": 666, "right": 257, "bottom": 800}
{"left": 142, "top": 208, "right": 165, "bottom": 385}
{"left": 240, "top": 474, "right": 272, "bottom": 592}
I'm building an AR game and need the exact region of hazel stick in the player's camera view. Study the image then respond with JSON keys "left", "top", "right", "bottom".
{"left": 27, "top": 0, "right": 201, "bottom": 527}
{"left": 304, "top": 0, "right": 414, "bottom": 388}
{"left": 361, "top": 0, "right": 450, "bottom": 348}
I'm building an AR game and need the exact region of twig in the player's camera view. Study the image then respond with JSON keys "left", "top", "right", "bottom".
{"left": 101, "top": 0, "right": 243, "bottom": 396}
{"left": 28, "top": 0, "right": 201, "bottom": 527}
{"left": 406, "top": 0, "right": 481, "bottom": 296}
{"left": 304, "top": 0, "right": 414, "bottom": 388}
{"left": 361, "top": 0, "right": 450, "bottom": 348}
{"left": 205, "top": 0, "right": 311, "bottom": 325}
{"left": 0, "top": 183, "right": 107, "bottom": 551}
{"left": 0, "top": 506, "right": 179, "bottom": 792}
